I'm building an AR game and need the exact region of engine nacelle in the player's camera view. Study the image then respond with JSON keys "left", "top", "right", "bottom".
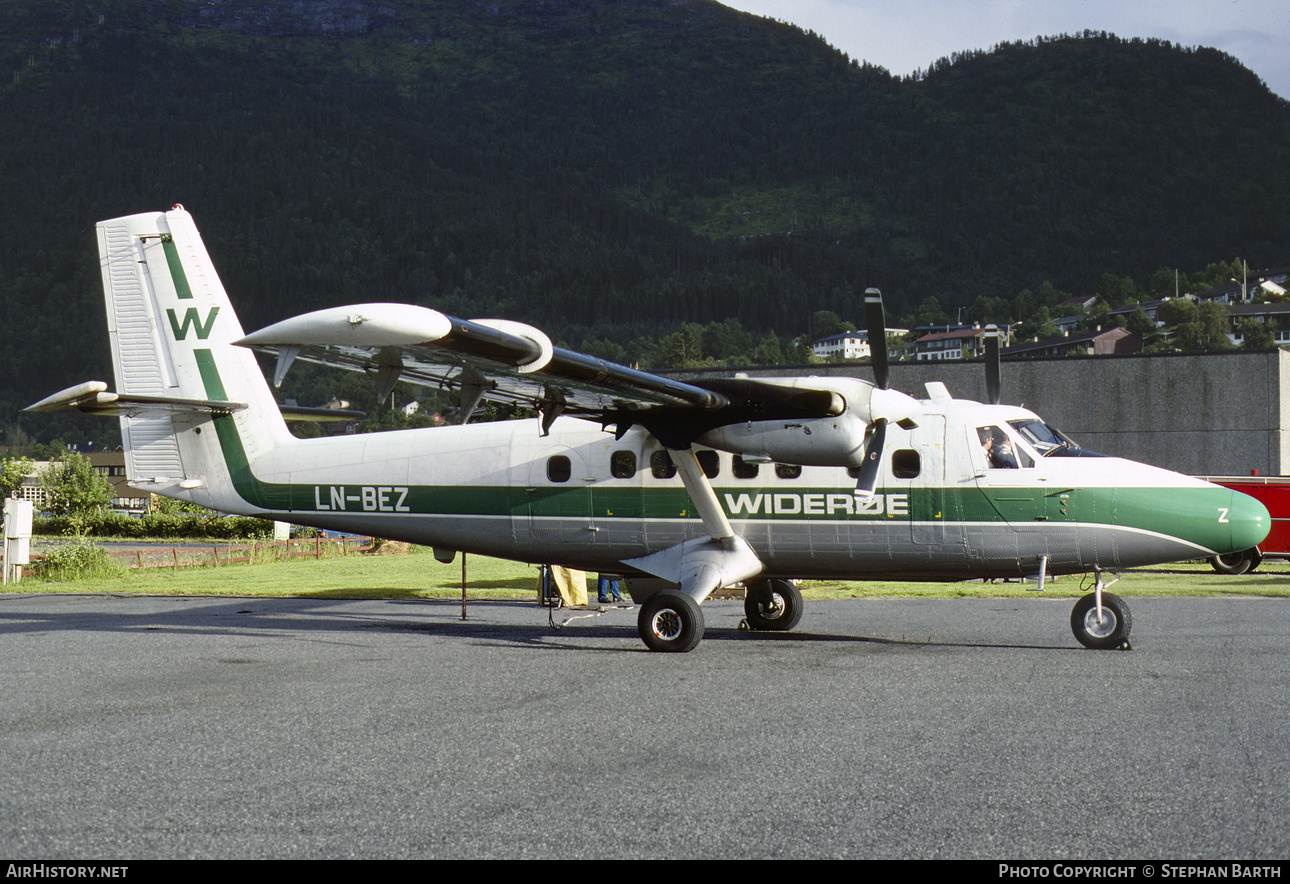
{"left": 691, "top": 377, "right": 922, "bottom": 467}
{"left": 697, "top": 415, "right": 870, "bottom": 468}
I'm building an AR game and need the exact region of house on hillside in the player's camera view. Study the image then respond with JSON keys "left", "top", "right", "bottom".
{"left": 87, "top": 450, "right": 149, "bottom": 514}
{"left": 810, "top": 327, "right": 910, "bottom": 363}
{"left": 913, "top": 326, "right": 1008, "bottom": 361}
{"left": 1001, "top": 328, "right": 1142, "bottom": 359}
{"left": 1104, "top": 298, "right": 1172, "bottom": 328}
{"left": 14, "top": 462, "right": 50, "bottom": 510}
{"left": 1226, "top": 302, "right": 1290, "bottom": 346}
{"left": 12, "top": 451, "right": 149, "bottom": 515}
{"left": 810, "top": 331, "right": 870, "bottom": 361}
{"left": 1196, "top": 267, "right": 1290, "bottom": 304}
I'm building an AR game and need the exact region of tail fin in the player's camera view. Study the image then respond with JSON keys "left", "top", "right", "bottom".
{"left": 95, "top": 206, "right": 290, "bottom": 509}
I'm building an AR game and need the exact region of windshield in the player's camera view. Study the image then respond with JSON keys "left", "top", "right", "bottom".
{"left": 1008, "top": 419, "right": 1077, "bottom": 455}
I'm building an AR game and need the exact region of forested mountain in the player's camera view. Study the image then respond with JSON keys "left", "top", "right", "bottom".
{"left": 3, "top": 0, "right": 1289, "bottom": 446}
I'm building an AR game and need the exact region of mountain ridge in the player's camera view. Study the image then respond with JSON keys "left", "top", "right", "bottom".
{"left": 2, "top": 0, "right": 1288, "bottom": 443}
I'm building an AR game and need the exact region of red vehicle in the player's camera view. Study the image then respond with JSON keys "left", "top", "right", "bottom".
{"left": 1197, "top": 475, "right": 1290, "bottom": 573}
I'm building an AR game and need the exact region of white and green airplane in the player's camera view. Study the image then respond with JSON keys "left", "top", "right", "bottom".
{"left": 28, "top": 206, "right": 1270, "bottom": 652}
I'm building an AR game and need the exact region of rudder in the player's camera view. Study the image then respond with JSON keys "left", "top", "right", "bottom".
{"left": 97, "top": 206, "right": 290, "bottom": 509}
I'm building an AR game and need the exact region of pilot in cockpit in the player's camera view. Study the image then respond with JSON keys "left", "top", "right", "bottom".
{"left": 978, "top": 426, "right": 1019, "bottom": 469}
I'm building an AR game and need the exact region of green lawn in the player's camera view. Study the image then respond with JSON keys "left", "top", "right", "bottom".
{"left": 8, "top": 543, "right": 1290, "bottom": 601}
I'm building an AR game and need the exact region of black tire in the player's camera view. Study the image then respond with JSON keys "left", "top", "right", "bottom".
{"left": 1070, "top": 592, "right": 1132, "bottom": 650}
{"left": 1209, "top": 550, "right": 1254, "bottom": 575}
{"left": 743, "top": 578, "right": 804, "bottom": 632}
{"left": 638, "top": 590, "right": 705, "bottom": 653}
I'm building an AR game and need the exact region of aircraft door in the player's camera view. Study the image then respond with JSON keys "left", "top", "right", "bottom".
{"left": 906, "top": 415, "right": 946, "bottom": 546}
{"left": 971, "top": 423, "right": 1043, "bottom": 527}
{"left": 524, "top": 446, "right": 597, "bottom": 547}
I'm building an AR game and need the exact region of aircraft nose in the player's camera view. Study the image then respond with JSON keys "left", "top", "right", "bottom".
{"left": 1222, "top": 488, "right": 1270, "bottom": 554}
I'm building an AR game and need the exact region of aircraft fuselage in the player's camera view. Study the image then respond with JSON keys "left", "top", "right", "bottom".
{"left": 186, "top": 398, "right": 1267, "bottom": 583}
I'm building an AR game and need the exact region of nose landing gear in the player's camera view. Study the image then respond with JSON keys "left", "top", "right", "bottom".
{"left": 1070, "top": 591, "right": 1132, "bottom": 650}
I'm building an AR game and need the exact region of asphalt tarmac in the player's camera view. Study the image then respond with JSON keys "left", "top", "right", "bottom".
{"left": 1, "top": 593, "right": 1287, "bottom": 859}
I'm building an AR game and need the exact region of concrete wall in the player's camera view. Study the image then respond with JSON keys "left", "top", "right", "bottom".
{"left": 676, "top": 350, "right": 1290, "bottom": 478}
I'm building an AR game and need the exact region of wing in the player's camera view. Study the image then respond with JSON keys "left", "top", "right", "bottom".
{"left": 234, "top": 302, "right": 920, "bottom": 464}
{"left": 234, "top": 303, "right": 726, "bottom": 417}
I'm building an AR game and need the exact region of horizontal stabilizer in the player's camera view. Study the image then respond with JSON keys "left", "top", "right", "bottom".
{"left": 25, "top": 381, "right": 247, "bottom": 418}
{"left": 278, "top": 404, "right": 366, "bottom": 422}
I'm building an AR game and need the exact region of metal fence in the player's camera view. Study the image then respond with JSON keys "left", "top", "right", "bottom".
{"left": 102, "top": 535, "right": 374, "bottom": 570}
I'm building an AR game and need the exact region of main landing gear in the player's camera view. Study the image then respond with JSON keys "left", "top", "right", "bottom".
{"left": 1208, "top": 547, "right": 1262, "bottom": 575}
{"left": 637, "top": 589, "right": 705, "bottom": 653}
{"left": 635, "top": 578, "right": 806, "bottom": 652}
{"left": 743, "top": 578, "right": 804, "bottom": 632}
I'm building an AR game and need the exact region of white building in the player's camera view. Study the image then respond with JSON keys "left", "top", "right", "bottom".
{"left": 811, "top": 328, "right": 909, "bottom": 362}
{"left": 810, "top": 331, "right": 870, "bottom": 361}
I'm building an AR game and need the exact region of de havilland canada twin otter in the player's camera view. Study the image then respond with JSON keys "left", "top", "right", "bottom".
{"left": 29, "top": 207, "right": 1270, "bottom": 652}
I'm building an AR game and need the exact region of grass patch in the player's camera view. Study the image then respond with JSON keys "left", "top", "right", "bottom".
{"left": 14, "top": 548, "right": 543, "bottom": 600}
{"left": 6, "top": 544, "right": 1290, "bottom": 601}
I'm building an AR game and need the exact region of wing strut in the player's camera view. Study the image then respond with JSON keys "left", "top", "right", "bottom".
{"left": 672, "top": 449, "right": 735, "bottom": 542}
{"left": 621, "top": 447, "right": 763, "bottom": 604}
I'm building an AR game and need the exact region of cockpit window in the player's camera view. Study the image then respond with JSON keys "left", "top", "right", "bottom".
{"left": 1008, "top": 419, "right": 1079, "bottom": 457}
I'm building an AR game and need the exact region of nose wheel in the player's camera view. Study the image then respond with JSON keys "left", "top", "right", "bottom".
{"left": 1070, "top": 591, "right": 1132, "bottom": 650}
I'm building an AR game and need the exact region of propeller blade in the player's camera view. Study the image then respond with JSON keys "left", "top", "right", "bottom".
{"left": 864, "top": 287, "right": 888, "bottom": 391}
{"left": 855, "top": 419, "right": 887, "bottom": 495}
{"left": 984, "top": 325, "right": 1001, "bottom": 405}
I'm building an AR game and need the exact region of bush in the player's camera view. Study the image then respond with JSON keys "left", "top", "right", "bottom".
{"left": 35, "top": 541, "right": 126, "bottom": 582}
{"left": 34, "top": 512, "right": 276, "bottom": 540}
{"left": 40, "top": 452, "right": 112, "bottom": 519}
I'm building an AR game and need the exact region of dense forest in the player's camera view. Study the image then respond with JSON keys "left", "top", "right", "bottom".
{"left": 2, "top": 0, "right": 1289, "bottom": 447}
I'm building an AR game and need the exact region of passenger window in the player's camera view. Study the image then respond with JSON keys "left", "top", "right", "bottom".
{"left": 733, "top": 456, "right": 760, "bottom": 479}
{"left": 892, "top": 449, "right": 920, "bottom": 479}
{"left": 774, "top": 463, "right": 802, "bottom": 480}
{"left": 650, "top": 450, "right": 677, "bottom": 479}
{"left": 547, "top": 455, "right": 571, "bottom": 483}
{"left": 610, "top": 450, "right": 636, "bottom": 479}
{"left": 696, "top": 450, "right": 720, "bottom": 478}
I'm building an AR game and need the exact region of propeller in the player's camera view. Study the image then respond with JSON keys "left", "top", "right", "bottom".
{"left": 855, "top": 288, "right": 891, "bottom": 495}
{"left": 983, "top": 324, "right": 1001, "bottom": 405}
{"left": 864, "top": 288, "right": 889, "bottom": 391}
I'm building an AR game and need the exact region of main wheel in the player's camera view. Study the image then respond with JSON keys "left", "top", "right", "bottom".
{"left": 743, "top": 578, "right": 804, "bottom": 632}
{"left": 1070, "top": 592, "right": 1132, "bottom": 650}
{"left": 638, "top": 589, "right": 705, "bottom": 653}
{"left": 1209, "top": 548, "right": 1262, "bottom": 575}
{"left": 1209, "top": 550, "right": 1251, "bottom": 574}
